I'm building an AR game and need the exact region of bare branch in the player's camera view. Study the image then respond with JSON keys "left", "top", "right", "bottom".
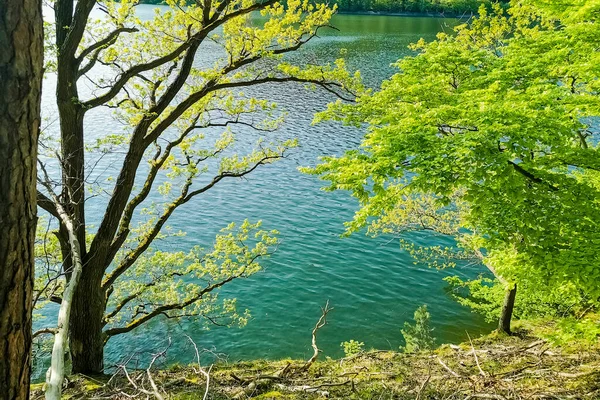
{"left": 185, "top": 335, "right": 212, "bottom": 400}
{"left": 32, "top": 328, "right": 58, "bottom": 339}
{"left": 146, "top": 340, "right": 170, "bottom": 400}
{"left": 467, "top": 332, "right": 486, "bottom": 377}
{"left": 436, "top": 357, "right": 464, "bottom": 379}
{"left": 303, "top": 301, "right": 333, "bottom": 370}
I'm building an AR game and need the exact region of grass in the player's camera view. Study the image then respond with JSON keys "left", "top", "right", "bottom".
{"left": 31, "top": 323, "right": 599, "bottom": 399}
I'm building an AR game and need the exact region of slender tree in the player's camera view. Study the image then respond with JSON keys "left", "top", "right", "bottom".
{"left": 35, "top": 0, "right": 361, "bottom": 375}
{"left": 0, "top": 0, "right": 43, "bottom": 397}
{"left": 306, "top": 1, "right": 600, "bottom": 333}
{"left": 365, "top": 193, "right": 519, "bottom": 333}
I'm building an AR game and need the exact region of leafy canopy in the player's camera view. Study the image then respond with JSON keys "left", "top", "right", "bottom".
{"left": 306, "top": 1, "right": 600, "bottom": 301}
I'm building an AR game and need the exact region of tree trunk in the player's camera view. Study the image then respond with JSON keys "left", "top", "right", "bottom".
{"left": 69, "top": 266, "right": 107, "bottom": 374}
{"left": 498, "top": 284, "right": 517, "bottom": 335}
{"left": 53, "top": 0, "right": 101, "bottom": 375}
{"left": 45, "top": 207, "right": 84, "bottom": 400}
{"left": 0, "top": 0, "right": 43, "bottom": 397}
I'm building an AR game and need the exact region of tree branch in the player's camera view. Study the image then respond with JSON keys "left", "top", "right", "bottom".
{"left": 145, "top": 75, "right": 353, "bottom": 147}
{"left": 302, "top": 301, "right": 333, "bottom": 371}
{"left": 508, "top": 160, "right": 558, "bottom": 191}
{"left": 38, "top": 190, "right": 60, "bottom": 219}
{"left": 81, "top": 0, "right": 279, "bottom": 110}
{"left": 186, "top": 335, "right": 212, "bottom": 400}
{"left": 61, "top": 0, "right": 97, "bottom": 57}
{"left": 77, "top": 27, "right": 138, "bottom": 67}
{"left": 102, "top": 151, "right": 281, "bottom": 289}
{"left": 103, "top": 270, "right": 185, "bottom": 325}
{"left": 88, "top": 0, "right": 285, "bottom": 259}
{"left": 87, "top": 1, "right": 349, "bottom": 283}
{"left": 108, "top": 119, "right": 200, "bottom": 256}
{"left": 33, "top": 328, "right": 58, "bottom": 340}
{"left": 104, "top": 273, "right": 243, "bottom": 337}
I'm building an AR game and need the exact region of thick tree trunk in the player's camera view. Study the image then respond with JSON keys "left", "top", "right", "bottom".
{"left": 498, "top": 284, "right": 517, "bottom": 335}
{"left": 0, "top": 0, "right": 43, "bottom": 398}
{"left": 69, "top": 266, "right": 107, "bottom": 374}
{"left": 53, "top": 0, "right": 102, "bottom": 375}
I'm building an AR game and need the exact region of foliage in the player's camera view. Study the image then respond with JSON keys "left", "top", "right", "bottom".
{"left": 400, "top": 305, "right": 435, "bottom": 352}
{"left": 36, "top": 0, "right": 363, "bottom": 373}
{"left": 531, "top": 314, "right": 600, "bottom": 348}
{"left": 103, "top": 220, "right": 279, "bottom": 336}
{"left": 306, "top": 0, "right": 600, "bottom": 316}
{"left": 445, "top": 276, "right": 595, "bottom": 323}
{"left": 340, "top": 339, "right": 365, "bottom": 356}
{"left": 332, "top": 0, "right": 493, "bottom": 14}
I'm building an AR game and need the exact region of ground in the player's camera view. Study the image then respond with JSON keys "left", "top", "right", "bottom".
{"left": 31, "top": 321, "right": 600, "bottom": 399}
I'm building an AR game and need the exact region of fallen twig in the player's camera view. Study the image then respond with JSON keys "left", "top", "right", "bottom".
{"left": 436, "top": 356, "right": 463, "bottom": 378}
{"left": 468, "top": 332, "right": 487, "bottom": 377}
{"left": 185, "top": 335, "right": 213, "bottom": 400}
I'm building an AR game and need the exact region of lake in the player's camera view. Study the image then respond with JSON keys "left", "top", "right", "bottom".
{"left": 39, "top": 6, "right": 492, "bottom": 370}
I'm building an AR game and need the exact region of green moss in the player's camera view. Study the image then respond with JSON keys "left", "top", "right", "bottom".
{"left": 254, "top": 391, "right": 289, "bottom": 399}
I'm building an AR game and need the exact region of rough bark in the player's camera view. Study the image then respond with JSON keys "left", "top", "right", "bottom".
{"left": 498, "top": 284, "right": 517, "bottom": 335}
{"left": 0, "top": 0, "right": 43, "bottom": 397}
{"left": 53, "top": 0, "right": 98, "bottom": 374}
{"left": 69, "top": 267, "right": 106, "bottom": 374}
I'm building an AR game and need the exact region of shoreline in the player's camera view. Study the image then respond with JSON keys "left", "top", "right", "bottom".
{"left": 336, "top": 9, "right": 476, "bottom": 19}
{"left": 135, "top": 1, "right": 479, "bottom": 19}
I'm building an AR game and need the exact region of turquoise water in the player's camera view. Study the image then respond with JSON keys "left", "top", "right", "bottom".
{"left": 40, "top": 7, "right": 492, "bottom": 369}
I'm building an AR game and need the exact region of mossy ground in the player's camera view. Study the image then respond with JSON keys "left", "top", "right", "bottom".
{"left": 32, "top": 323, "right": 599, "bottom": 399}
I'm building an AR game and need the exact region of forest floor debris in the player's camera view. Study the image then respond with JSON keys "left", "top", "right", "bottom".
{"left": 31, "top": 327, "right": 600, "bottom": 399}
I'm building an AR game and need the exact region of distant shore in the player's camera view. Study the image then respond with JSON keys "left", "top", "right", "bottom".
{"left": 134, "top": 1, "right": 479, "bottom": 19}
{"left": 336, "top": 10, "right": 476, "bottom": 19}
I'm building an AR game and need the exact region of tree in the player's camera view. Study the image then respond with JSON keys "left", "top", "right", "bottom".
{"left": 35, "top": 0, "right": 362, "bottom": 375}
{"left": 401, "top": 305, "right": 435, "bottom": 352}
{"left": 306, "top": 1, "right": 600, "bottom": 333}
{"left": 0, "top": 0, "right": 43, "bottom": 398}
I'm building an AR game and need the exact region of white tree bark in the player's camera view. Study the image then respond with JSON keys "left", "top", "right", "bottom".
{"left": 44, "top": 202, "right": 84, "bottom": 400}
